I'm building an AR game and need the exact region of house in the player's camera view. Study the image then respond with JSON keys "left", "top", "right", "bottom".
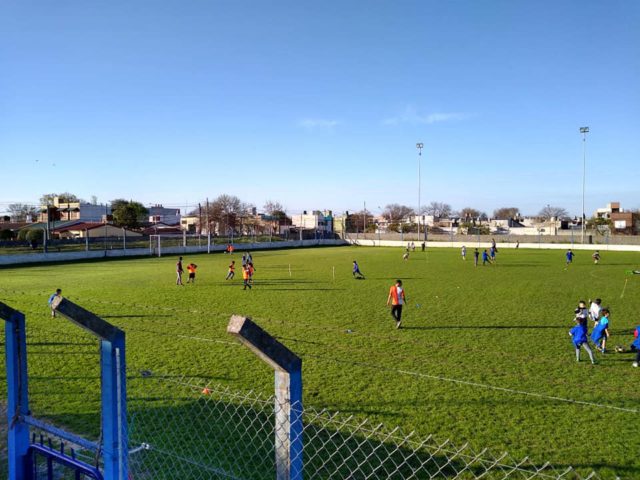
{"left": 53, "top": 222, "right": 143, "bottom": 239}
{"left": 594, "top": 202, "right": 638, "bottom": 234}
{"left": 38, "top": 197, "right": 109, "bottom": 223}
{"left": 290, "top": 210, "right": 333, "bottom": 234}
{"left": 148, "top": 205, "right": 181, "bottom": 225}
{"left": 142, "top": 222, "right": 183, "bottom": 236}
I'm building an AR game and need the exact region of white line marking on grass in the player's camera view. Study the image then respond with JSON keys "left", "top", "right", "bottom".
{"left": 307, "top": 355, "right": 639, "bottom": 414}
{"left": 620, "top": 278, "right": 629, "bottom": 299}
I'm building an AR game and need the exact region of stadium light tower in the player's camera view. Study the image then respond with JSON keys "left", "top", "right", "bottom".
{"left": 416, "top": 143, "right": 423, "bottom": 240}
{"left": 580, "top": 127, "right": 589, "bottom": 244}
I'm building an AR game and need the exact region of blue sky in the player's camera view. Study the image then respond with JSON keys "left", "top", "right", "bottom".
{"left": 1, "top": 1, "right": 638, "bottom": 217}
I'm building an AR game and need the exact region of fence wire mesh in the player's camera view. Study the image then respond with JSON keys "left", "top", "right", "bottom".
{"left": 127, "top": 375, "right": 607, "bottom": 480}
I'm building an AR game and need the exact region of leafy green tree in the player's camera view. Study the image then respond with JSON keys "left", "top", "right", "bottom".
{"left": 111, "top": 199, "right": 148, "bottom": 228}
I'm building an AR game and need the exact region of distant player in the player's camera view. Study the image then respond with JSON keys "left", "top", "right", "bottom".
{"left": 461, "top": 246, "right": 466, "bottom": 261}
{"left": 176, "top": 257, "right": 184, "bottom": 285}
{"left": 591, "top": 308, "right": 610, "bottom": 353}
{"left": 588, "top": 298, "right": 602, "bottom": 327}
{"left": 225, "top": 261, "right": 235, "bottom": 280}
{"left": 489, "top": 245, "right": 496, "bottom": 262}
{"left": 482, "top": 249, "right": 491, "bottom": 266}
{"left": 565, "top": 249, "right": 574, "bottom": 266}
{"left": 592, "top": 251, "right": 600, "bottom": 264}
{"left": 515, "top": 240, "right": 520, "bottom": 249}
{"left": 242, "top": 265, "right": 252, "bottom": 290}
{"left": 352, "top": 260, "right": 365, "bottom": 279}
{"left": 402, "top": 252, "right": 409, "bottom": 261}
{"left": 386, "top": 279, "right": 406, "bottom": 329}
{"left": 248, "top": 262, "right": 255, "bottom": 285}
{"left": 241, "top": 253, "right": 247, "bottom": 267}
{"left": 569, "top": 323, "right": 596, "bottom": 364}
{"left": 186, "top": 263, "right": 198, "bottom": 284}
{"left": 474, "top": 248, "right": 479, "bottom": 267}
{"left": 48, "top": 289, "right": 62, "bottom": 318}
{"left": 632, "top": 325, "right": 640, "bottom": 368}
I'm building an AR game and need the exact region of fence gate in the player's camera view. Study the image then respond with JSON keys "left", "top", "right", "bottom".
{"left": 0, "top": 299, "right": 127, "bottom": 480}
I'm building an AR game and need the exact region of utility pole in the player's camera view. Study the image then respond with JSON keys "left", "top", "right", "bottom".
{"left": 416, "top": 143, "right": 423, "bottom": 240}
{"left": 579, "top": 127, "right": 589, "bottom": 244}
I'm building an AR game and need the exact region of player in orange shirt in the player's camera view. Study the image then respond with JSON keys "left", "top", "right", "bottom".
{"left": 186, "top": 263, "right": 198, "bottom": 284}
{"left": 386, "top": 279, "right": 406, "bottom": 329}
{"left": 225, "top": 260, "right": 235, "bottom": 280}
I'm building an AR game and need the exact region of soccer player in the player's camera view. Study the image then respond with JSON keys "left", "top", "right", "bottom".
{"left": 589, "top": 298, "right": 602, "bottom": 327}
{"left": 565, "top": 249, "right": 575, "bottom": 265}
{"left": 176, "top": 257, "right": 184, "bottom": 285}
{"left": 482, "top": 249, "right": 491, "bottom": 266}
{"left": 225, "top": 260, "right": 236, "bottom": 280}
{"left": 386, "top": 279, "right": 406, "bottom": 329}
{"left": 591, "top": 308, "right": 610, "bottom": 353}
{"left": 569, "top": 323, "right": 596, "bottom": 364}
{"left": 242, "top": 264, "right": 252, "bottom": 290}
{"left": 241, "top": 253, "right": 247, "bottom": 268}
{"left": 592, "top": 250, "right": 600, "bottom": 264}
{"left": 632, "top": 326, "right": 640, "bottom": 368}
{"left": 248, "top": 262, "right": 255, "bottom": 285}
{"left": 461, "top": 246, "right": 466, "bottom": 261}
{"left": 186, "top": 263, "right": 198, "bottom": 284}
{"left": 474, "top": 248, "right": 479, "bottom": 266}
{"left": 352, "top": 260, "right": 365, "bottom": 279}
{"left": 48, "top": 289, "right": 62, "bottom": 318}
{"left": 574, "top": 301, "right": 588, "bottom": 327}
{"left": 402, "top": 252, "right": 410, "bottom": 261}
{"left": 489, "top": 245, "right": 496, "bottom": 262}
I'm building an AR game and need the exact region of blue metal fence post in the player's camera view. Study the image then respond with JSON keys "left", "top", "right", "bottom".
{"left": 101, "top": 334, "right": 128, "bottom": 480}
{"left": 1, "top": 304, "right": 30, "bottom": 480}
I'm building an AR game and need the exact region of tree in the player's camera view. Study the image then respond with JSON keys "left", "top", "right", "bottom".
{"left": 423, "top": 201, "right": 452, "bottom": 218}
{"left": 210, "top": 194, "right": 244, "bottom": 234}
{"left": 346, "top": 210, "right": 376, "bottom": 233}
{"left": 538, "top": 205, "right": 569, "bottom": 220}
{"left": 382, "top": 204, "right": 414, "bottom": 222}
{"left": 263, "top": 200, "right": 285, "bottom": 215}
{"left": 111, "top": 199, "right": 148, "bottom": 228}
{"left": 458, "top": 207, "right": 482, "bottom": 220}
{"left": 493, "top": 207, "right": 520, "bottom": 220}
{"left": 39, "top": 192, "right": 81, "bottom": 205}
{"left": 7, "top": 203, "right": 37, "bottom": 222}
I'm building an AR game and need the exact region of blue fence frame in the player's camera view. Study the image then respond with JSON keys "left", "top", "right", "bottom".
{"left": 0, "top": 300, "right": 128, "bottom": 480}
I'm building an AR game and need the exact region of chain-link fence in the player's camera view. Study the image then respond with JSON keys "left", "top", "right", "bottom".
{"left": 128, "top": 375, "right": 607, "bottom": 480}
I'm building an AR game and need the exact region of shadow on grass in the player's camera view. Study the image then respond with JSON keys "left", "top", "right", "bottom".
{"left": 102, "top": 314, "right": 173, "bottom": 318}
{"left": 121, "top": 378, "right": 626, "bottom": 480}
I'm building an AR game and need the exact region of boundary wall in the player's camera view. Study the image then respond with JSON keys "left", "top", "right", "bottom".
{"left": 346, "top": 238, "right": 640, "bottom": 252}
{"left": 0, "top": 239, "right": 347, "bottom": 266}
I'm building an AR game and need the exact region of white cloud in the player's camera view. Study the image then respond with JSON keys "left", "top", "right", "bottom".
{"left": 298, "top": 118, "right": 340, "bottom": 129}
{"left": 383, "top": 106, "right": 473, "bottom": 126}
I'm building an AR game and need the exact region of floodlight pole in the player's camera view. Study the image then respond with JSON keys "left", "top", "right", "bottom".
{"left": 580, "top": 127, "right": 589, "bottom": 244}
{"left": 416, "top": 143, "right": 423, "bottom": 240}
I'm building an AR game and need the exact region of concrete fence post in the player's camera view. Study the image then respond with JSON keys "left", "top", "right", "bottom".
{"left": 227, "top": 316, "right": 303, "bottom": 480}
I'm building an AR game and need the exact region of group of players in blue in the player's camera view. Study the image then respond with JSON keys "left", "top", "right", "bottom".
{"left": 569, "top": 298, "right": 640, "bottom": 367}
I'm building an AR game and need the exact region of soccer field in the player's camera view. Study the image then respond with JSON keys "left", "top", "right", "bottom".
{"left": 1, "top": 246, "right": 639, "bottom": 478}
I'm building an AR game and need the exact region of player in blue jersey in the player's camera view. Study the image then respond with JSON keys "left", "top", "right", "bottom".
{"left": 569, "top": 323, "right": 595, "bottom": 364}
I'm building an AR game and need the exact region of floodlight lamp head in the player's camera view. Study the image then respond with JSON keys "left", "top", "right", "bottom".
{"left": 580, "top": 127, "right": 589, "bottom": 133}
{"left": 416, "top": 143, "right": 424, "bottom": 149}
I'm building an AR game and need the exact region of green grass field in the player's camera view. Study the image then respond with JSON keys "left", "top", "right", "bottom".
{"left": 1, "top": 246, "right": 639, "bottom": 478}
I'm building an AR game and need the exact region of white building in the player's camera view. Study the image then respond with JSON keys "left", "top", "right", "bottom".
{"left": 290, "top": 210, "right": 333, "bottom": 233}
{"left": 148, "top": 205, "right": 181, "bottom": 225}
